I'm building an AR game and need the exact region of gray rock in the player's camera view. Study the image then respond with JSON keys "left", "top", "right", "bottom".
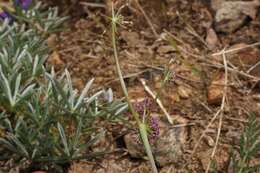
{"left": 124, "top": 114, "right": 188, "bottom": 167}
{"left": 214, "top": 0, "right": 260, "bottom": 33}
{"left": 124, "top": 132, "right": 146, "bottom": 158}
{"left": 154, "top": 123, "right": 185, "bottom": 167}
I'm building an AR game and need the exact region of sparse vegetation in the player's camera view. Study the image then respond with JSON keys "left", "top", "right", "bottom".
{"left": 231, "top": 115, "right": 260, "bottom": 173}
{"left": 0, "top": 0, "right": 260, "bottom": 173}
{"left": 0, "top": 1, "right": 127, "bottom": 172}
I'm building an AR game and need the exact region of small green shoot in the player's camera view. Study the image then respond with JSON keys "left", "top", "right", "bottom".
{"left": 231, "top": 114, "right": 260, "bottom": 173}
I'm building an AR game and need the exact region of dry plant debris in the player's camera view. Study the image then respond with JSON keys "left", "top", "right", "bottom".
{"left": 51, "top": 0, "right": 260, "bottom": 170}
{"left": 8, "top": 0, "right": 258, "bottom": 172}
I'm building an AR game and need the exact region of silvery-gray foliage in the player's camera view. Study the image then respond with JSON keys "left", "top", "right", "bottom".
{"left": 0, "top": 2, "right": 127, "bottom": 172}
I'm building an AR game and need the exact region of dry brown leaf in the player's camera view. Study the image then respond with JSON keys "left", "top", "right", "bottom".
{"left": 47, "top": 51, "right": 64, "bottom": 66}
{"left": 47, "top": 34, "right": 58, "bottom": 50}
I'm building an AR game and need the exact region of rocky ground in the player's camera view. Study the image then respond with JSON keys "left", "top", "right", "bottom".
{"left": 44, "top": 0, "right": 260, "bottom": 172}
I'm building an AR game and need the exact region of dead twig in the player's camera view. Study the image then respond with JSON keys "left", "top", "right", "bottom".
{"left": 205, "top": 49, "right": 228, "bottom": 173}
{"left": 170, "top": 123, "right": 196, "bottom": 128}
{"left": 191, "top": 49, "right": 229, "bottom": 161}
{"left": 176, "top": 11, "right": 209, "bottom": 49}
{"left": 202, "top": 62, "right": 260, "bottom": 81}
{"left": 105, "top": 69, "right": 150, "bottom": 85}
{"left": 196, "top": 100, "right": 213, "bottom": 113}
{"left": 63, "top": 0, "right": 80, "bottom": 16}
{"left": 80, "top": 2, "right": 106, "bottom": 8}
{"left": 211, "top": 42, "right": 260, "bottom": 57}
{"left": 163, "top": 29, "right": 186, "bottom": 45}
{"left": 142, "top": 63, "right": 202, "bottom": 84}
{"left": 161, "top": 35, "right": 260, "bottom": 82}
{"left": 191, "top": 108, "right": 222, "bottom": 155}
{"left": 139, "top": 78, "right": 173, "bottom": 124}
{"left": 134, "top": 0, "right": 159, "bottom": 38}
{"left": 247, "top": 60, "right": 260, "bottom": 73}
{"left": 225, "top": 117, "right": 248, "bottom": 123}
{"left": 164, "top": 31, "right": 259, "bottom": 82}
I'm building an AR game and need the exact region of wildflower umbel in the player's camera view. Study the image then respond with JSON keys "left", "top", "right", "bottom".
{"left": 129, "top": 98, "right": 160, "bottom": 143}
{"left": 133, "top": 98, "right": 153, "bottom": 116}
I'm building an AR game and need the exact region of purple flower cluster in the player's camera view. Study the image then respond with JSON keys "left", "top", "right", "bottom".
{"left": 133, "top": 98, "right": 153, "bottom": 116}
{"left": 0, "top": 0, "right": 32, "bottom": 20}
{"left": 15, "top": 0, "right": 32, "bottom": 10}
{"left": 0, "top": 12, "right": 10, "bottom": 20}
{"left": 134, "top": 116, "right": 160, "bottom": 145}
{"left": 149, "top": 116, "right": 160, "bottom": 143}
{"left": 127, "top": 98, "right": 160, "bottom": 144}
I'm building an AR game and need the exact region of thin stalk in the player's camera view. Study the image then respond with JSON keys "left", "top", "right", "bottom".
{"left": 111, "top": 21, "right": 140, "bottom": 125}
{"left": 139, "top": 123, "right": 158, "bottom": 173}
{"left": 155, "top": 66, "right": 172, "bottom": 102}
{"left": 111, "top": 4, "right": 158, "bottom": 173}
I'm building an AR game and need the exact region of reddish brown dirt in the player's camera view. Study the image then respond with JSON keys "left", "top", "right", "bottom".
{"left": 46, "top": 0, "right": 260, "bottom": 172}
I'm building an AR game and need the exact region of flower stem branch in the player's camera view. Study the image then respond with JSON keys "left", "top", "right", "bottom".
{"left": 111, "top": 4, "right": 158, "bottom": 173}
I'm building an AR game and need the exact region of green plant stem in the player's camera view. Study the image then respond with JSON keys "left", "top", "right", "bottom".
{"left": 111, "top": 5, "right": 158, "bottom": 173}
{"left": 139, "top": 123, "right": 158, "bottom": 173}
{"left": 237, "top": 144, "right": 250, "bottom": 173}
{"left": 111, "top": 22, "right": 140, "bottom": 125}
{"left": 155, "top": 71, "right": 169, "bottom": 101}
